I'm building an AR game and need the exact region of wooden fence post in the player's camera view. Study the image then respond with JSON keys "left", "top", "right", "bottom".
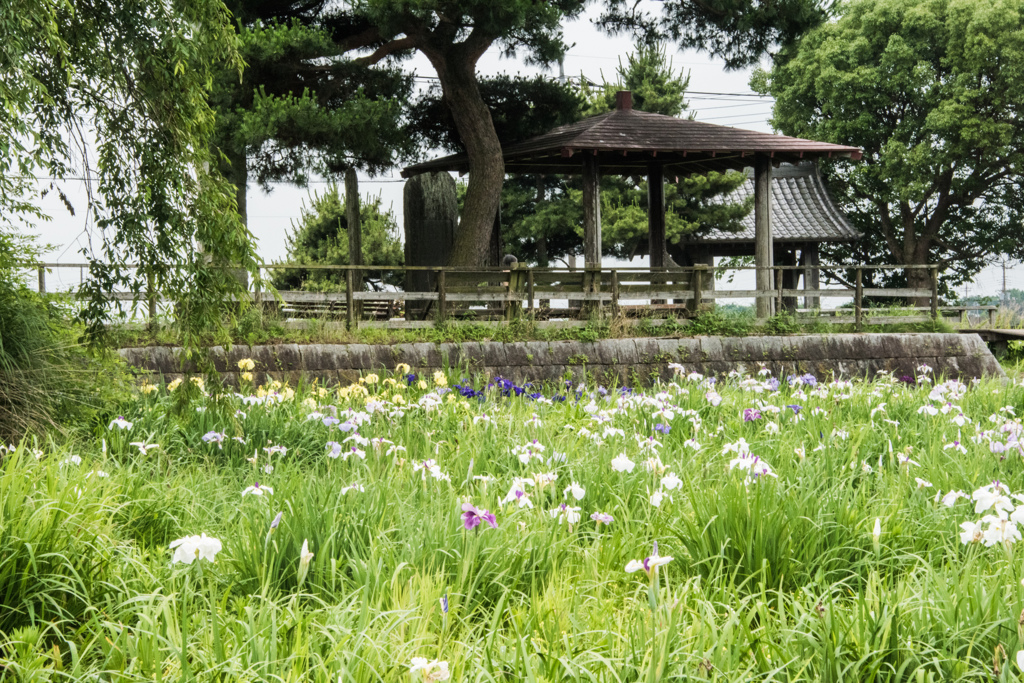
{"left": 775, "top": 267, "right": 783, "bottom": 315}
{"left": 37, "top": 266, "right": 45, "bottom": 294}
{"left": 527, "top": 268, "right": 535, "bottom": 319}
{"left": 855, "top": 267, "right": 864, "bottom": 332}
{"left": 930, "top": 266, "right": 939, "bottom": 321}
{"left": 610, "top": 270, "right": 619, "bottom": 319}
{"left": 692, "top": 265, "right": 704, "bottom": 316}
{"left": 437, "top": 268, "right": 447, "bottom": 323}
{"left": 346, "top": 269, "right": 356, "bottom": 330}
{"left": 147, "top": 271, "right": 157, "bottom": 325}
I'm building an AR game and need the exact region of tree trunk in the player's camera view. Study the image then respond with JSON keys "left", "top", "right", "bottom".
{"left": 428, "top": 54, "right": 504, "bottom": 267}
{"left": 345, "top": 167, "right": 362, "bottom": 319}
{"left": 907, "top": 266, "right": 933, "bottom": 308}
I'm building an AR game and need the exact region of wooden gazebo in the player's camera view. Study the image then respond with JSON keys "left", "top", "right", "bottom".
{"left": 402, "top": 91, "right": 861, "bottom": 316}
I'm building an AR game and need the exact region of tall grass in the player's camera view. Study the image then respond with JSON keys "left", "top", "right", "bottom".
{"left": 2, "top": 368, "right": 1024, "bottom": 679}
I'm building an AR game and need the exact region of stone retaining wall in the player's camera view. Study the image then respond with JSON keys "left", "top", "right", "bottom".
{"left": 118, "top": 333, "right": 1004, "bottom": 387}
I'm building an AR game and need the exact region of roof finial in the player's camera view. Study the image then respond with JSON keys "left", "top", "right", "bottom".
{"left": 615, "top": 90, "right": 632, "bottom": 111}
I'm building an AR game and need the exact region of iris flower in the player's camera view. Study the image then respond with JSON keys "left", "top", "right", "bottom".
{"left": 625, "top": 541, "right": 673, "bottom": 575}
{"left": 609, "top": 453, "right": 635, "bottom": 473}
{"left": 409, "top": 658, "right": 450, "bottom": 681}
{"left": 591, "top": 512, "right": 613, "bottom": 525}
{"left": 242, "top": 482, "right": 273, "bottom": 496}
{"left": 461, "top": 503, "right": 497, "bottom": 530}
{"left": 108, "top": 416, "right": 133, "bottom": 430}
{"left": 563, "top": 481, "right": 585, "bottom": 501}
{"left": 202, "top": 431, "right": 225, "bottom": 449}
{"left": 169, "top": 533, "right": 222, "bottom": 564}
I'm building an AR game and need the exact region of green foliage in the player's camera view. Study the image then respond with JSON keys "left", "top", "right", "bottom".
{"left": 212, "top": 5, "right": 415, "bottom": 196}
{"left": 760, "top": 0, "right": 1024, "bottom": 288}
{"left": 580, "top": 42, "right": 691, "bottom": 118}
{"left": 0, "top": 236, "right": 131, "bottom": 440}
{"left": 409, "top": 74, "right": 582, "bottom": 154}
{"left": 687, "top": 308, "right": 756, "bottom": 336}
{"left": 271, "top": 185, "right": 403, "bottom": 291}
{"left": 598, "top": 0, "right": 832, "bottom": 69}
{"left": 763, "top": 311, "right": 801, "bottom": 335}
{"left": 2, "top": 0, "right": 261, "bottom": 352}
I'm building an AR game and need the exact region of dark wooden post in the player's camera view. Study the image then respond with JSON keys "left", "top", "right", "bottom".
{"left": 693, "top": 265, "right": 706, "bottom": 316}
{"left": 37, "top": 266, "right": 45, "bottom": 294}
{"left": 611, "top": 269, "right": 620, "bottom": 318}
{"left": 855, "top": 267, "right": 864, "bottom": 332}
{"left": 527, "top": 268, "right": 535, "bottom": 318}
{"left": 147, "top": 271, "right": 157, "bottom": 325}
{"left": 345, "top": 269, "right": 356, "bottom": 330}
{"left": 930, "top": 266, "right": 939, "bottom": 321}
{"left": 775, "top": 267, "right": 784, "bottom": 314}
{"left": 582, "top": 154, "right": 602, "bottom": 270}
{"left": 754, "top": 155, "right": 774, "bottom": 318}
{"left": 345, "top": 168, "right": 363, "bottom": 321}
{"left": 437, "top": 268, "right": 447, "bottom": 322}
{"left": 803, "top": 243, "right": 820, "bottom": 310}
{"left": 506, "top": 265, "right": 525, "bottom": 320}
{"left": 648, "top": 162, "right": 665, "bottom": 269}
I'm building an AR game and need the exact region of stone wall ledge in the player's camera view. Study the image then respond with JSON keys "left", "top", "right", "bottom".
{"left": 118, "top": 333, "right": 1005, "bottom": 387}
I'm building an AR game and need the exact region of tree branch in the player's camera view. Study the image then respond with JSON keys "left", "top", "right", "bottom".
{"left": 337, "top": 26, "right": 384, "bottom": 53}
{"left": 353, "top": 36, "right": 417, "bottom": 66}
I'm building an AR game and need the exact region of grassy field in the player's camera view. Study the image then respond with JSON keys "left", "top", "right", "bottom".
{"left": 3, "top": 364, "right": 1024, "bottom": 681}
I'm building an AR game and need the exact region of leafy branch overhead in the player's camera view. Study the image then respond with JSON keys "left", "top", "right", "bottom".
{"left": 2, "top": 0, "right": 261, "bottom": 351}
{"left": 760, "top": 0, "right": 1024, "bottom": 291}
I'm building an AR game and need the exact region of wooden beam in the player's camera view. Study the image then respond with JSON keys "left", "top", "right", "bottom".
{"left": 582, "top": 154, "right": 602, "bottom": 269}
{"left": 647, "top": 162, "right": 666, "bottom": 270}
{"left": 754, "top": 154, "right": 774, "bottom": 319}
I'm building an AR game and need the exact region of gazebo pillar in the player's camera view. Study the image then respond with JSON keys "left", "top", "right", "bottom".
{"left": 647, "top": 162, "right": 666, "bottom": 268}
{"left": 582, "top": 154, "right": 602, "bottom": 269}
{"left": 754, "top": 155, "right": 774, "bottom": 318}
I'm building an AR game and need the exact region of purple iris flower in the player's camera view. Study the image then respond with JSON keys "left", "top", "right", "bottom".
{"left": 461, "top": 503, "right": 498, "bottom": 530}
{"left": 766, "top": 378, "right": 780, "bottom": 392}
{"left": 743, "top": 408, "right": 762, "bottom": 422}
{"left": 439, "top": 592, "right": 448, "bottom": 614}
{"left": 655, "top": 423, "right": 671, "bottom": 435}
{"left": 787, "top": 404, "right": 802, "bottom": 415}
{"left": 337, "top": 421, "right": 357, "bottom": 433}
{"left": 322, "top": 416, "right": 340, "bottom": 427}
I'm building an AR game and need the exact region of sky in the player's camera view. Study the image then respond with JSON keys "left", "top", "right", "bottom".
{"left": 24, "top": 1, "right": 1024, "bottom": 298}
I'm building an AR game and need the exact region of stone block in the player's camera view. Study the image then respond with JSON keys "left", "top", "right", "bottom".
{"left": 594, "top": 338, "right": 638, "bottom": 366}
{"left": 697, "top": 336, "right": 725, "bottom": 362}
{"left": 300, "top": 344, "right": 348, "bottom": 372}
{"left": 633, "top": 337, "right": 663, "bottom": 364}
{"left": 345, "top": 344, "right": 374, "bottom": 369}
{"left": 479, "top": 341, "right": 510, "bottom": 368}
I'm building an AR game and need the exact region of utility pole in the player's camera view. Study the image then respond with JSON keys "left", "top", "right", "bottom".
{"left": 1003, "top": 257, "right": 1008, "bottom": 305}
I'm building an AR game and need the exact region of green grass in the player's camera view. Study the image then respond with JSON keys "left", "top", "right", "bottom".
{"left": 107, "top": 304, "right": 959, "bottom": 349}
{"left": 2, "top": 367, "right": 1024, "bottom": 680}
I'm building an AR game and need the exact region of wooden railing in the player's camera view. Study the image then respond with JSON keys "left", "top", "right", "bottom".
{"left": 26, "top": 262, "right": 999, "bottom": 330}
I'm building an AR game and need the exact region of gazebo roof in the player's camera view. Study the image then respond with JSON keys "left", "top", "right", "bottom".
{"left": 402, "top": 92, "right": 862, "bottom": 177}
{"left": 685, "top": 162, "right": 861, "bottom": 245}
